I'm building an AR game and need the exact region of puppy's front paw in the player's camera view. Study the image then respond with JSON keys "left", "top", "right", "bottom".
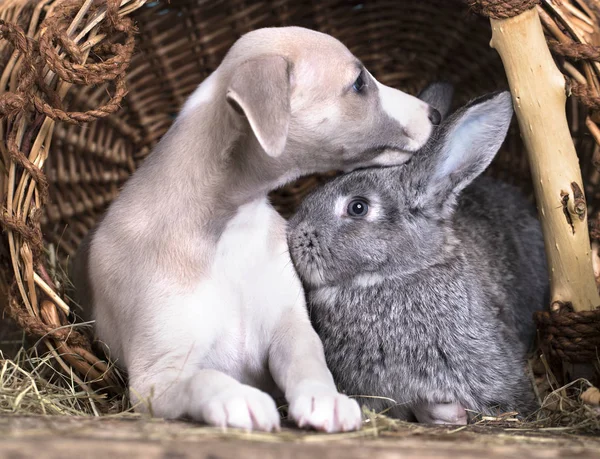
{"left": 412, "top": 401, "right": 468, "bottom": 425}
{"left": 199, "top": 385, "right": 281, "bottom": 432}
{"left": 287, "top": 381, "right": 362, "bottom": 432}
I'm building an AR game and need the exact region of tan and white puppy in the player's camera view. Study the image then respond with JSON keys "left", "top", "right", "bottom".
{"left": 72, "top": 27, "right": 439, "bottom": 432}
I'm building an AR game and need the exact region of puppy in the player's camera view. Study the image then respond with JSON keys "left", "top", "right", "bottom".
{"left": 72, "top": 26, "right": 440, "bottom": 432}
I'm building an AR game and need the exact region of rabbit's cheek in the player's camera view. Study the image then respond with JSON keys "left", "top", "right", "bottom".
{"left": 301, "top": 259, "right": 327, "bottom": 287}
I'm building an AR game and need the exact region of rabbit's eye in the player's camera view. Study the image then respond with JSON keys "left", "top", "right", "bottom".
{"left": 347, "top": 199, "right": 369, "bottom": 217}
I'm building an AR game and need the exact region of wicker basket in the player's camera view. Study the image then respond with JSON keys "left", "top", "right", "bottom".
{"left": 1, "top": 0, "right": 600, "bottom": 391}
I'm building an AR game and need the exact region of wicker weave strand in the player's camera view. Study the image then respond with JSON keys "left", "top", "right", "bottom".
{"left": 0, "top": 20, "right": 39, "bottom": 118}
{"left": 467, "top": 0, "right": 541, "bottom": 19}
{"left": 549, "top": 40, "right": 600, "bottom": 61}
{"left": 0, "top": 212, "right": 44, "bottom": 256}
{"left": 535, "top": 303, "right": 600, "bottom": 363}
{"left": 545, "top": 40, "right": 600, "bottom": 112}
{"left": 6, "top": 122, "right": 49, "bottom": 205}
{"left": 570, "top": 81, "right": 600, "bottom": 111}
{"left": 6, "top": 294, "right": 90, "bottom": 350}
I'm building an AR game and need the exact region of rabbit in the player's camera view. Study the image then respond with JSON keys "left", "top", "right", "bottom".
{"left": 287, "top": 84, "right": 549, "bottom": 424}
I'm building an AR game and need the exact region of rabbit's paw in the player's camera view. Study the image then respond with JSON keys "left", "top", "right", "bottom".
{"left": 412, "top": 401, "right": 468, "bottom": 425}
{"left": 199, "top": 384, "right": 281, "bottom": 432}
{"left": 287, "top": 381, "right": 363, "bottom": 432}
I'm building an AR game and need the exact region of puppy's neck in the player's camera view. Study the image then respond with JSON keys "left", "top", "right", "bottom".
{"left": 152, "top": 94, "right": 294, "bottom": 212}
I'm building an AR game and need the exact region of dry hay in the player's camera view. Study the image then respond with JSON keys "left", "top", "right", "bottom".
{"left": 0, "top": 345, "right": 128, "bottom": 417}
{"left": 1, "top": 336, "right": 599, "bottom": 442}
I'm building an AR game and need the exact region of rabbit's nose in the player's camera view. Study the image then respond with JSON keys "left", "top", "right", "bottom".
{"left": 300, "top": 228, "right": 318, "bottom": 245}
{"left": 293, "top": 223, "right": 319, "bottom": 250}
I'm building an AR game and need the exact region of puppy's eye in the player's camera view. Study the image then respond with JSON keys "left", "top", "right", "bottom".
{"left": 352, "top": 72, "right": 365, "bottom": 93}
{"left": 347, "top": 199, "right": 369, "bottom": 217}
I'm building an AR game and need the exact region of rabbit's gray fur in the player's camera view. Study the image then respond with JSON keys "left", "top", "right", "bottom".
{"left": 287, "top": 85, "right": 549, "bottom": 422}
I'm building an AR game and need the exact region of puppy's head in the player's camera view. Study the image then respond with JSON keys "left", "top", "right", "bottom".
{"left": 198, "top": 27, "right": 439, "bottom": 174}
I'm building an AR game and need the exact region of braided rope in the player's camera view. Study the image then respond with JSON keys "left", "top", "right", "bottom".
{"left": 467, "top": 0, "right": 541, "bottom": 19}
{"left": 535, "top": 302, "right": 600, "bottom": 364}
{"left": 0, "top": 0, "right": 135, "bottom": 124}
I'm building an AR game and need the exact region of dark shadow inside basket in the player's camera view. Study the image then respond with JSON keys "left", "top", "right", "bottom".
{"left": 41, "top": 0, "right": 599, "bottom": 269}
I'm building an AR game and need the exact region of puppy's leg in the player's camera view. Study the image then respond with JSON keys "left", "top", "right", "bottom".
{"left": 412, "top": 402, "right": 468, "bottom": 425}
{"left": 129, "top": 364, "right": 281, "bottom": 431}
{"left": 269, "top": 309, "right": 362, "bottom": 432}
{"left": 125, "top": 290, "right": 281, "bottom": 432}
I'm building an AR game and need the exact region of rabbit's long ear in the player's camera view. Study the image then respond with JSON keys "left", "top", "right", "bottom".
{"left": 417, "top": 82, "right": 454, "bottom": 120}
{"left": 426, "top": 91, "right": 513, "bottom": 209}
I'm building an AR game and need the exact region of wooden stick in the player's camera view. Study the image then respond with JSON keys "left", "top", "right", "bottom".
{"left": 33, "top": 272, "right": 70, "bottom": 315}
{"left": 490, "top": 8, "right": 600, "bottom": 312}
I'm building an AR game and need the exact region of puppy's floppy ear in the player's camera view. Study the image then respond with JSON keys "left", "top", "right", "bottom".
{"left": 226, "top": 55, "right": 291, "bottom": 158}
{"left": 418, "top": 82, "right": 454, "bottom": 121}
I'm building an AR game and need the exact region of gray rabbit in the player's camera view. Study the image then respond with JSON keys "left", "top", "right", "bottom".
{"left": 287, "top": 84, "right": 548, "bottom": 424}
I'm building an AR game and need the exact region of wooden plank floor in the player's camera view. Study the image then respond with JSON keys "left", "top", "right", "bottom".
{"left": 1, "top": 415, "right": 599, "bottom": 458}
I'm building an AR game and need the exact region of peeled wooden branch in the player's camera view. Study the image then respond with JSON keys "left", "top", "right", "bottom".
{"left": 490, "top": 8, "right": 600, "bottom": 312}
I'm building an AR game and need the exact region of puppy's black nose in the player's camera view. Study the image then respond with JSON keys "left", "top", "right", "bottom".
{"left": 428, "top": 107, "right": 441, "bottom": 126}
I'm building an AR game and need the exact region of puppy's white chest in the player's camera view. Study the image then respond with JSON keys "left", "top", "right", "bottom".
{"left": 199, "top": 198, "right": 303, "bottom": 387}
